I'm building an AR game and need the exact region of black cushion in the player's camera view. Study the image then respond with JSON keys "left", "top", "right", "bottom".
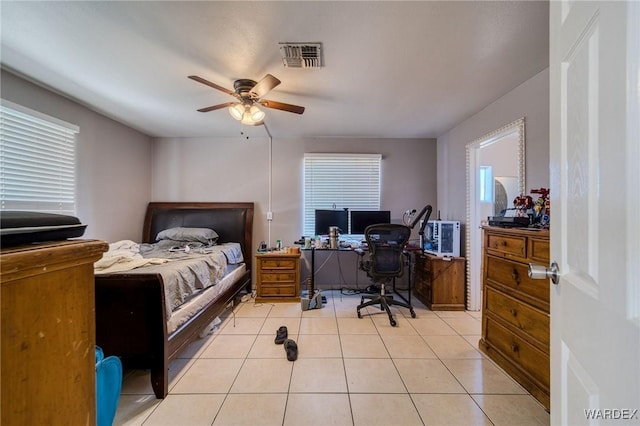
{"left": 0, "top": 211, "right": 86, "bottom": 247}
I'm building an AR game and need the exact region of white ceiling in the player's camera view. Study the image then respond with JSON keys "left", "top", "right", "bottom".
{"left": 0, "top": 1, "right": 549, "bottom": 139}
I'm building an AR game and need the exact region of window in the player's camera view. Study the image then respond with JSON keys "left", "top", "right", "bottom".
{"left": 0, "top": 100, "right": 78, "bottom": 215}
{"left": 479, "top": 165, "right": 493, "bottom": 203}
{"left": 303, "top": 153, "right": 381, "bottom": 236}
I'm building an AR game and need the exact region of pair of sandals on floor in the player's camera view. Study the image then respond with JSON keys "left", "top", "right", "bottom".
{"left": 275, "top": 326, "right": 297, "bottom": 361}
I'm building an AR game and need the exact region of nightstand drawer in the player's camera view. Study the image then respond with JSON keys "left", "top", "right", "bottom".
{"left": 260, "top": 272, "right": 297, "bottom": 283}
{"left": 260, "top": 285, "right": 297, "bottom": 297}
{"left": 485, "top": 287, "right": 549, "bottom": 348}
{"left": 260, "top": 259, "right": 297, "bottom": 269}
{"left": 484, "top": 317, "right": 550, "bottom": 389}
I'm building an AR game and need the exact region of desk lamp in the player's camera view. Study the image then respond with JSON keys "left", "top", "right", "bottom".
{"left": 409, "top": 204, "right": 433, "bottom": 250}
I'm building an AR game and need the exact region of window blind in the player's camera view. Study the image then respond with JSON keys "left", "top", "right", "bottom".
{"left": 0, "top": 100, "right": 78, "bottom": 215}
{"left": 303, "top": 153, "right": 382, "bottom": 236}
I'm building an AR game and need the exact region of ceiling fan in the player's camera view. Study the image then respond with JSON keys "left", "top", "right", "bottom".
{"left": 188, "top": 74, "right": 305, "bottom": 126}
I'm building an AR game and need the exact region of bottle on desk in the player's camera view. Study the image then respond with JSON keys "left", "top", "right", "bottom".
{"left": 329, "top": 226, "right": 339, "bottom": 250}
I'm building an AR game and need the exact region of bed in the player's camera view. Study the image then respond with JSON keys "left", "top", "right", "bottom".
{"left": 94, "top": 202, "right": 253, "bottom": 399}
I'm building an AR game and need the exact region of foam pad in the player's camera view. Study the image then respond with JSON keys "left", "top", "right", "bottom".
{"left": 0, "top": 211, "right": 86, "bottom": 247}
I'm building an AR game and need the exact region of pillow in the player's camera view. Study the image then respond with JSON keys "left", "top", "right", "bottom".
{"left": 155, "top": 227, "right": 218, "bottom": 244}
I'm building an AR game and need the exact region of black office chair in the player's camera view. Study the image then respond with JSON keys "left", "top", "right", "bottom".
{"left": 356, "top": 223, "right": 415, "bottom": 326}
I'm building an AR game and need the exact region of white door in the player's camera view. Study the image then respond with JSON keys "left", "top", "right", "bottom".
{"left": 549, "top": 1, "right": 640, "bottom": 425}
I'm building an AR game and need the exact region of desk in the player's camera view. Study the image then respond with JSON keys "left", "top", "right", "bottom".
{"left": 302, "top": 247, "right": 413, "bottom": 306}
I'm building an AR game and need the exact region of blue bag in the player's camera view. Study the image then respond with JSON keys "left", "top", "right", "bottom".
{"left": 95, "top": 346, "right": 123, "bottom": 426}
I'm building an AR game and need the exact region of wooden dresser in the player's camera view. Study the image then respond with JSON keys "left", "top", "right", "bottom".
{"left": 255, "top": 252, "right": 301, "bottom": 302}
{"left": 479, "top": 226, "right": 550, "bottom": 410}
{"left": 1, "top": 239, "right": 108, "bottom": 425}
{"left": 413, "top": 252, "right": 465, "bottom": 310}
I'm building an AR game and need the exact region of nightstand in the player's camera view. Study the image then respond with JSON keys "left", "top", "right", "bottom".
{"left": 255, "top": 252, "right": 301, "bottom": 302}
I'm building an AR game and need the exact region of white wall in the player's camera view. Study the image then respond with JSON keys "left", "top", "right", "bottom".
{"left": 1, "top": 70, "right": 153, "bottom": 241}
{"left": 481, "top": 133, "right": 520, "bottom": 177}
{"left": 437, "top": 68, "right": 550, "bottom": 225}
{"left": 152, "top": 134, "right": 438, "bottom": 288}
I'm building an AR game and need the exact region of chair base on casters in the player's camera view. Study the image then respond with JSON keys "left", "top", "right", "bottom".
{"left": 357, "top": 292, "right": 416, "bottom": 327}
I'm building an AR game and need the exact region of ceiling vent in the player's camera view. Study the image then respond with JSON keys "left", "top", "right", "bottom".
{"left": 279, "top": 42, "right": 323, "bottom": 68}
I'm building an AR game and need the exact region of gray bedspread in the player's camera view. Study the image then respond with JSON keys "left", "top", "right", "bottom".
{"left": 98, "top": 240, "right": 244, "bottom": 319}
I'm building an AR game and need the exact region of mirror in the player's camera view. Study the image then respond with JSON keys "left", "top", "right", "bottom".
{"left": 465, "top": 117, "right": 525, "bottom": 310}
{"left": 494, "top": 176, "right": 520, "bottom": 215}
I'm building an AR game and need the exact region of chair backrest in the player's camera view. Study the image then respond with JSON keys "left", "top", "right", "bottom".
{"left": 364, "top": 223, "right": 411, "bottom": 278}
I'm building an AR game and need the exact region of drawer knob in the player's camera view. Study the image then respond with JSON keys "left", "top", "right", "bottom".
{"left": 501, "top": 241, "right": 508, "bottom": 246}
{"left": 511, "top": 269, "right": 520, "bottom": 284}
{"left": 511, "top": 342, "right": 519, "bottom": 353}
{"left": 510, "top": 309, "right": 517, "bottom": 317}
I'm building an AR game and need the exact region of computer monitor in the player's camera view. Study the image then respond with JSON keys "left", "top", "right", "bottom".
{"left": 350, "top": 210, "right": 391, "bottom": 234}
{"left": 314, "top": 209, "right": 348, "bottom": 235}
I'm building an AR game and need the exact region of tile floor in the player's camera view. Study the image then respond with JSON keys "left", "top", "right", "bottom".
{"left": 114, "top": 291, "right": 550, "bottom": 426}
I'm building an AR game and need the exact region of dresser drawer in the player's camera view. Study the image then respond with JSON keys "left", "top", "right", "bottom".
{"left": 260, "top": 284, "right": 297, "bottom": 297}
{"left": 260, "top": 259, "right": 297, "bottom": 269}
{"left": 484, "top": 317, "right": 550, "bottom": 389}
{"left": 486, "top": 233, "right": 527, "bottom": 258}
{"left": 260, "top": 272, "right": 296, "bottom": 283}
{"left": 529, "top": 237, "right": 550, "bottom": 263}
{"left": 485, "top": 287, "right": 549, "bottom": 348}
{"left": 485, "top": 255, "right": 549, "bottom": 307}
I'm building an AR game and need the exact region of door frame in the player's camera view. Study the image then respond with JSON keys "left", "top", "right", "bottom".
{"left": 465, "top": 117, "right": 525, "bottom": 310}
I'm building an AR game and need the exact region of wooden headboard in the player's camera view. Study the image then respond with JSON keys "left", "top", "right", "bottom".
{"left": 142, "top": 202, "right": 254, "bottom": 271}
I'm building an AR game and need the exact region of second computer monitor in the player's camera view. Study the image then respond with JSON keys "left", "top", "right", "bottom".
{"left": 350, "top": 210, "right": 391, "bottom": 234}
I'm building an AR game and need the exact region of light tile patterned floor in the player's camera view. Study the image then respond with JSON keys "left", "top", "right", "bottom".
{"left": 114, "top": 290, "right": 549, "bottom": 426}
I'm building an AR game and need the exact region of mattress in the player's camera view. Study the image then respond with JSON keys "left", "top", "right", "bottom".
{"left": 167, "top": 263, "right": 246, "bottom": 335}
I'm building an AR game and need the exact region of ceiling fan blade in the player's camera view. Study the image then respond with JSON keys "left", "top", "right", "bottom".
{"left": 260, "top": 99, "right": 305, "bottom": 114}
{"left": 250, "top": 74, "right": 281, "bottom": 98}
{"left": 197, "top": 102, "right": 235, "bottom": 113}
{"left": 188, "top": 75, "right": 236, "bottom": 97}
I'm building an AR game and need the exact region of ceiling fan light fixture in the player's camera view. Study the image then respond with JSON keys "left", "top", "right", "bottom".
{"left": 249, "top": 105, "right": 265, "bottom": 121}
{"left": 229, "top": 103, "right": 245, "bottom": 120}
{"left": 190, "top": 74, "right": 305, "bottom": 122}
{"left": 240, "top": 114, "right": 262, "bottom": 126}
